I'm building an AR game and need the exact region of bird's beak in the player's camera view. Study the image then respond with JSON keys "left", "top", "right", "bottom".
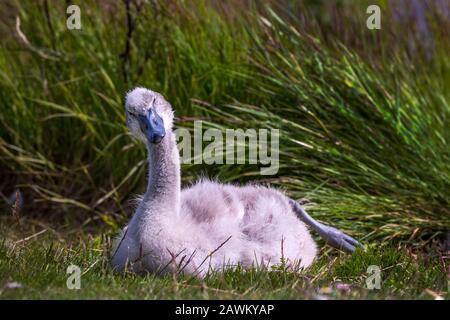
{"left": 138, "top": 109, "right": 166, "bottom": 144}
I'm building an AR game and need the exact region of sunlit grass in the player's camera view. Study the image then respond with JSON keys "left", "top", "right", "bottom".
{"left": 0, "top": 225, "right": 447, "bottom": 299}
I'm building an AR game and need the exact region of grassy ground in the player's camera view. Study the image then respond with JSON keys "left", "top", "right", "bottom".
{"left": 0, "top": 219, "right": 448, "bottom": 299}
{"left": 0, "top": 1, "right": 449, "bottom": 299}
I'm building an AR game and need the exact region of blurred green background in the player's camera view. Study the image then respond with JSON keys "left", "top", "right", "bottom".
{"left": 0, "top": 0, "right": 448, "bottom": 245}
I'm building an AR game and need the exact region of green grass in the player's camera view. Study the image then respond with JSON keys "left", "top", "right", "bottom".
{"left": 0, "top": 222, "right": 448, "bottom": 299}
{"left": 0, "top": 0, "right": 449, "bottom": 299}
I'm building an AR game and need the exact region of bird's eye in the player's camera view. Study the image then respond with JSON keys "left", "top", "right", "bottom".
{"left": 128, "top": 111, "right": 135, "bottom": 117}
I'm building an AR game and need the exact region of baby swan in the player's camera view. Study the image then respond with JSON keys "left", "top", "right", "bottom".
{"left": 112, "top": 87, "right": 360, "bottom": 277}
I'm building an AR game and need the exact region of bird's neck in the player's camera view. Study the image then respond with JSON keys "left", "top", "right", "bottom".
{"left": 141, "top": 130, "right": 181, "bottom": 219}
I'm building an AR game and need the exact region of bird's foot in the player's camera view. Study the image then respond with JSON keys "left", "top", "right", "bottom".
{"left": 317, "top": 223, "right": 361, "bottom": 253}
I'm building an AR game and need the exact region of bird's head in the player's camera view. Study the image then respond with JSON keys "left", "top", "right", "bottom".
{"left": 125, "top": 87, "right": 174, "bottom": 144}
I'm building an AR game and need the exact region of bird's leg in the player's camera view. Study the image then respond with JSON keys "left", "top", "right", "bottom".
{"left": 289, "top": 200, "right": 361, "bottom": 253}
